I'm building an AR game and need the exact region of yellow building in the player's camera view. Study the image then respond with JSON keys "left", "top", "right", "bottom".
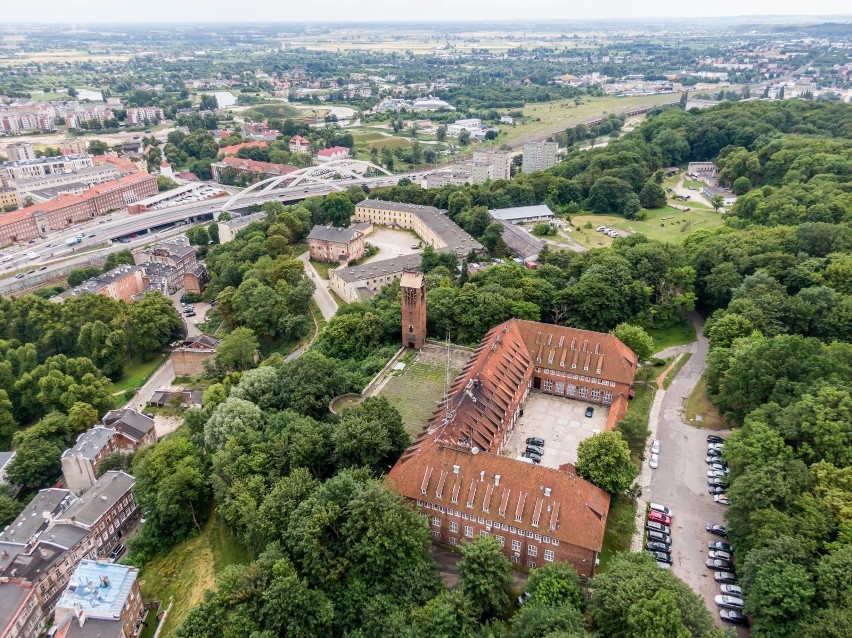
{"left": 0, "top": 186, "right": 20, "bottom": 211}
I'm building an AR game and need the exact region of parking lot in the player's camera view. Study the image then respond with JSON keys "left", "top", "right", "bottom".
{"left": 362, "top": 228, "right": 422, "bottom": 264}
{"left": 502, "top": 392, "right": 609, "bottom": 468}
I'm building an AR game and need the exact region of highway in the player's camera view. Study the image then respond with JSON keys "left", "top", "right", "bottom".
{"left": 0, "top": 173, "right": 411, "bottom": 295}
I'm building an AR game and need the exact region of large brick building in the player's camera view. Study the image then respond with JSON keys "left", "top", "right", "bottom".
{"left": 0, "top": 173, "right": 157, "bottom": 247}
{"left": 387, "top": 318, "right": 638, "bottom": 577}
{"left": 306, "top": 224, "right": 365, "bottom": 263}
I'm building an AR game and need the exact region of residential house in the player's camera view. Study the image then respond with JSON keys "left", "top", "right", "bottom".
{"left": 171, "top": 335, "right": 220, "bottom": 376}
{"left": 210, "top": 156, "right": 297, "bottom": 183}
{"left": 100, "top": 410, "right": 156, "bottom": 449}
{"left": 51, "top": 265, "right": 145, "bottom": 303}
{"left": 61, "top": 428, "right": 120, "bottom": 494}
{"left": 217, "top": 212, "right": 266, "bottom": 244}
{"left": 148, "top": 389, "right": 203, "bottom": 409}
{"left": 184, "top": 263, "right": 209, "bottom": 295}
{"left": 0, "top": 579, "right": 45, "bottom": 638}
{"left": 288, "top": 135, "right": 311, "bottom": 154}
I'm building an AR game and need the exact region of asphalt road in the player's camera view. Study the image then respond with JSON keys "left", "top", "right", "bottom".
{"left": 636, "top": 313, "right": 744, "bottom": 635}
{"left": 299, "top": 254, "right": 340, "bottom": 321}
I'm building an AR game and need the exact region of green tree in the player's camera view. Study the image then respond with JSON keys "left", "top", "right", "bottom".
{"left": 67, "top": 401, "right": 98, "bottom": 434}
{"left": 458, "top": 129, "right": 471, "bottom": 146}
{"left": 638, "top": 181, "right": 667, "bottom": 209}
{"left": 511, "top": 603, "right": 588, "bottom": 638}
{"left": 6, "top": 435, "right": 62, "bottom": 488}
{"left": 204, "top": 397, "right": 264, "bottom": 451}
{"left": 96, "top": 452, "right": 130, "bottom": 476}
{"left": 611, "top": 323, "right": 655, "bottom": 360}
{"left": 332, "top": 397, "right": 409, "bottom": 472}
{"left": 186, "top": 225, "right": 210, "bottom": 246}
{"left": 0, "top": 487, "right": 21, "bottom": 528}
{"left": 156, "top": 175, "right": 178, "bottom": 192}
{"left": 102, "top": 249, "right": 135, "bottom": 272}
{"left": 710, "top": 194, "right": 725, "bottom": 212}
{"left": 457, "top": 535, "right": 512, "bottom": 620}
{"left": 576, "top": 431, "right": 637, "bottom": 495}
{"left": 732, "top": 176, "right": 752, "bottom": 196}
{"left": 526, "top": 562, "right": 584, "bottom": 609}
{"left": 436, "top": 125, "right": 447, "bottom": 142}
{"left": 0, "top": 389, "right": 17, "bottom": 449}
{"left": 275, "top": 351, "right": 351, "bottom": 417}
{"left": 626, "top": 588, "right": 692, "bottom": 638}
{"left": 68, "top": 267, "right": 101, "bottom": 287}
{"left": 87, "top": 140, "right": 109, "bottom": 155}
{"left": 216, "top": 327, "right": 259, "bottom": 370}
{"left": 319, "top": 192, "right": 355, "bottom": 227}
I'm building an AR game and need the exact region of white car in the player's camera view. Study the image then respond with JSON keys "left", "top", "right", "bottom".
{"left": 649, "top": 453, "right": 659, "bottom": 469}
{"left": 24, "top": 251, "right": 39, "bottom": 259}
{"left": 714, "top": 494, "right": 730, "bottom": 505}
{"left": 720, "top": 584, "right": 743, "bottom": 596}
{"left": 596, "top": 226, "right": 607, "bottom": 232}
{"left": 649, "top": 503, "right": 672, "bottom": 517}
{"left": 651, "top": 439, "right": 660, "bottom": 454}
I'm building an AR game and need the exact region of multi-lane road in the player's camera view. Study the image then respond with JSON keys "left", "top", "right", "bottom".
{"left": 0, "top": 173, "right": 411, "bottom": 295}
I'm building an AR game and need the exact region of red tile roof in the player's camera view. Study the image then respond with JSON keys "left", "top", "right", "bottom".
{"left": 317, "top": 146, "right": 349, "bottom": 157}
{"left": 386, "top": 442, "right": 610, "bottom": 552}
{"left": 219, "top": 140, "right": 268, "bottom": 157}
{"left": 217, "top": 156, "right": 297, "bottom": 176}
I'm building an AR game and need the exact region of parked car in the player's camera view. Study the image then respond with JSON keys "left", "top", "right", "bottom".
{"left": 706, "top": 448, "right": 722, "bottom": 457}
{"left": 525, "top": 445, "right": 544, "bottom": 457}
{"left": 707, "top": 435, "right": 725, "bottom": 444}
{"left": 521, "top": 452, "right": 541, "bottom": 464}
{"left": 648, "top": 510, "right": 671, "bottom": 525}
{"left": 709, "top": 486, "right": 725, "bottom": 495}
{"left": 14, "top": 273, "right": 24, "bottom": 279}
{"left": 649, "top": 550, "right": 672, "bottom": 564}
{"left": 708, "top": 470, "right": 729, "bottom": 478}
{"left": 647, "top": 530, "right": 672, "bottom": 545}
{"left": 719, "top": 609, "right": 749, "bottom": 626}
{"left": 720, "top": 584, "right": 742, "bottom": 596}
{"left": 706, "top": 524, "right": 728, "bottom": 538}
{"left": 707, "top": 558, "right": 733, "bottom": 570}
{"left": 649, "top": 503, "right": 673, "bottom": 517}
{"left": 708, "top": 478, "right": 727, "bottom": 487}
{"left": 651, "top": 439, "right": 660, "bottom": 454}
{"left": 516, "top": 592, "right": 532, "bottom": 607}
{"left": 649, "top": 453, "right": 659, "bottom": 469}
{"left": 714, "top": 494, "right": 730, "bottom": 505}
{"left": 645, "top": 521, "right": 671, "bottom": 535}
{"left": 26, "top": 269, "right": 35, "bottom": 274}
{"left": 709, "top": 550, "right": 732, "bottom": 561}
{"left": 184, "top": 311, "right": 196, "bottom": 317}
{"left": 715, "top": 595, "right": 745, "bottom": 611}
{"left": 646, "top": 541, "right": 670, "bottom": 553}
{"left": 109, "top": 544, "right": 125, "bottom": 561}
{"left": 708, "top": 443, "right": 724, "bottom": 451}
{"left": 38, "top": 266, "right": 47, "bottom": 271}
{"left": 526, "top": 437, "right": 545, "bottom": 447}
{"left": 596, "top": 226, "right": 607, "bottom": 232}
{"left": 709, "top": 462, "right": 729, "bottom": 471}
{"left": 714, "top": 571, "right": 738, "bottom": 584}
{"left": 584, "top": 406, "right": 594, "bottom": 418}
{"left": 707, "top": 456, "right": 725, "bottom": 463}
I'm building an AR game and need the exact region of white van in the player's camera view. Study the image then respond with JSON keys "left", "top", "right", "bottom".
{"left": 649, "top": 503, "right": 673, "bottom": 517}
{"left": 516, "top": 455, "right": 535, "bottom": 464}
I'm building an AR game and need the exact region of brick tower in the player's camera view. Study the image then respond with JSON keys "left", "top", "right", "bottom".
{"left": 401, "top": 270, "right": 426, "bottom": 349}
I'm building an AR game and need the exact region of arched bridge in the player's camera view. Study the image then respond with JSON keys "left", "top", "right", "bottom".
{"left": 219, "top": 158, "right": 392, "bottom": 212}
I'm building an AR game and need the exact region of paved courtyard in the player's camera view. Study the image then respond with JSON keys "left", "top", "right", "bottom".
{"left": 362, "top": 227, "right": 422, "bottom": 264}
{"left": 502, "top": 392, "right": 609, "bottom": 468}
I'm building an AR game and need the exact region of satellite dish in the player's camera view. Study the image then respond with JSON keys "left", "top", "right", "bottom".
{"left": 471, "top": 447, "right": 480, "bottom": 455}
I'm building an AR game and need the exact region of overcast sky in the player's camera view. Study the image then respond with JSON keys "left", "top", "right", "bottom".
{"left": 2, "top": 1, "right": 850, "bottom": 23}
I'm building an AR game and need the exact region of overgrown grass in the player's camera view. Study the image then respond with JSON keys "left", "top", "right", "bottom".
{"left": 138, "top": 512, "right": 251, "bottom": 637}
{"left": 598, "top": 495, "right": 637, "bottom": 572}
{"left": 646, "top": 318, "right": 696, "bottom": 353}
{"left": 663, "top": 352, "right": 692, "bottom": 389}
{"left": 379, "top": 360, "right": 458, "bottom": 438}
{"left": 684, "top": 373, "right": 726, "bottom": 430}
{"left": 110, "top": 355, "right": 167, "bottom": 393}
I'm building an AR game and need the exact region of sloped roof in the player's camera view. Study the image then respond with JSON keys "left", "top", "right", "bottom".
{"left": 386, "top": 444, "right": 610, "bottom": 552}
{"left": 515, "top": 320, "right": 638, "bottom": 386}
{"left": 56, "top": 472, "right": 134, "bottom": 528}
{"left": 101, "top": 409, "right": 154, "bottom": 443}
{"left": 306, "top": 224, "right": 362, "bottom": 244}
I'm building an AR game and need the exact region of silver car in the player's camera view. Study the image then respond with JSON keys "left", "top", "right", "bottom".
{"left": 714, "top": 595, "right": 745, "bottom": 610}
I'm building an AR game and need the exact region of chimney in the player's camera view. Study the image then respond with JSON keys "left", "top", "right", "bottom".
{"left": 452, "top": 465, "right": 460, "bottom": 474}
{"left": 479, "top": 470, "right": 485, "bottom": 482}
{"left": 494, "top": 474, "right": 501, "bottom": 486}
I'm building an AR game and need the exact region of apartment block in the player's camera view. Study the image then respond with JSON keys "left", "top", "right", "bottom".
{"left": 521, "top": 141, "right": 558, "bottom": 173}
{"left": 5, "top": 142, "right": 35, "bottom": 163}
{"left": 471, "top": 149, "right": 511, "bottom": 184}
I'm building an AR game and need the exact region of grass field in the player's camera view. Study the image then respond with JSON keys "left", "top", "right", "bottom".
{"left": 377, "top": 348, "right": 469, "bottom": 438}
{"left": 568, "top": 206, "right": 723, "bottom": 248}
{"left": 684, "top": 373, "right": 726, "bottom": 430}
{"left": 109, "top": 355, "right": 167, "bottom": 393}
{"left": 494, "top": 94, "right": 680, "bottom": 148}
{"left": 647, "top": 318, "right": 697, "bottom": 353}
{"left": 309, "top": 259, "right": 338, "bottom": 280}
{"left": 139, "top": 513, "right": 251, "bottom": 637}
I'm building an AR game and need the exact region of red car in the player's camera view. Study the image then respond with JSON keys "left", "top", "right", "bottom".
{"left": 648, "top": 510, "right": 672, "bottom": 525}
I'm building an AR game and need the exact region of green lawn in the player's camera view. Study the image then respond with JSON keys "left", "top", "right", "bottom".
{"left": 647, "top": 318, "right": 697, "bottom": 353}
{"left": 663, "top": 352, "right": 692, "bottom": 389}
{"left": 568, "top": 206, "right": 723, "bottom": 249}
{"left": 139, "top": 513, "right": 251, "bottom": 637}
{"left": 309, "top": 259, "right": 339, "bottom": 280}
{"left": 292, "top": 242, "right": 309, "bottom": 257}
{"left": 244, "top": 103, "right": 303, "bottom": 121}
{"left": 598, "top": 495, "right": 637, "bottom": 573}
{"left": 684, "top": 373, "right": 727, "bottom": 430}
{"left": 110, "top": 355, "right": 167, "bottom": 393}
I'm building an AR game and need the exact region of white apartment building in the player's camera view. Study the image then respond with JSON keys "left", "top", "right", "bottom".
{"left": 521, "top": 141, "right": 558, "bottom": 174}
{"left": 471, "top": 149, "right": 511, "bottom": 184}
{"left": 6, "top": 142, "right": 36, "bottom": 162}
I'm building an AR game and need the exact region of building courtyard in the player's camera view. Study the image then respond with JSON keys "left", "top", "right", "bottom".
{"left": 500, "top": 392, "right": 610, "bottom": 468}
